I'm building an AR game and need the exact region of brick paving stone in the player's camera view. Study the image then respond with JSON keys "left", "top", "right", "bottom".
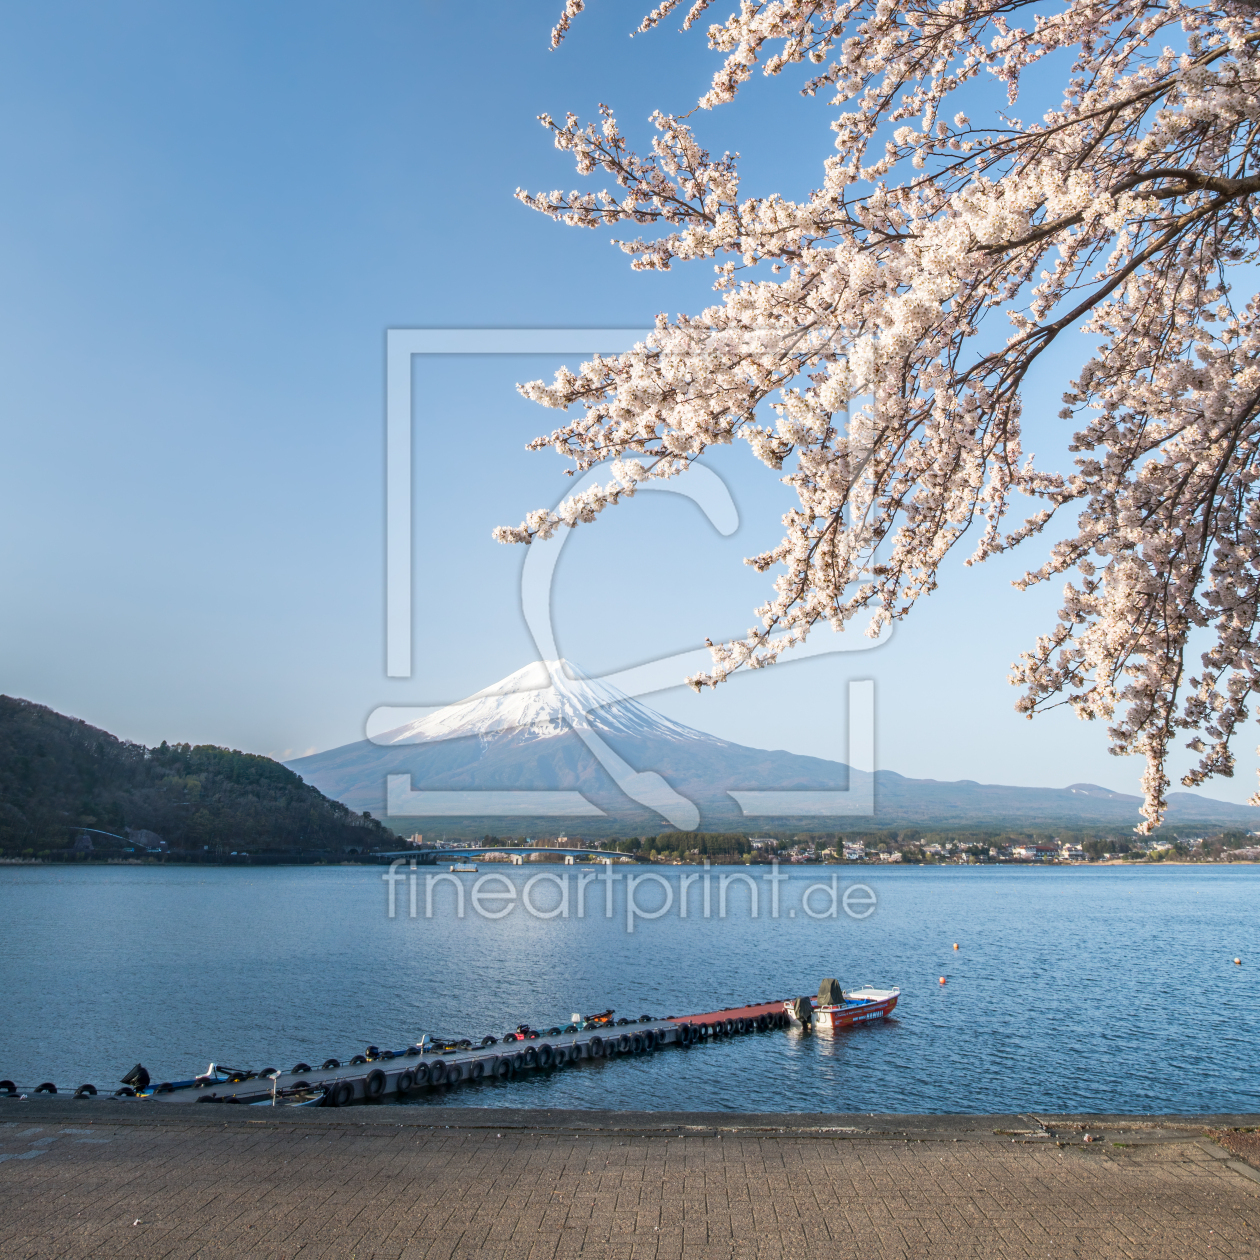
{"left": 1, "top": 1111, "right": 1260, "bottom": 1258}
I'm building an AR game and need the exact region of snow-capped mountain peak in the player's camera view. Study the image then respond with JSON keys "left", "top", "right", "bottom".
{"left": 374, "top": 658, "right": 722, "bottom": 748}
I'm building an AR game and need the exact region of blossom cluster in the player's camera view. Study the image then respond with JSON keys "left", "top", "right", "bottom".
{"left": 499, "top": 0, "right": 1260, "bottom": 831}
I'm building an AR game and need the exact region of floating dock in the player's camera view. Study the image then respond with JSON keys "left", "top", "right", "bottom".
{"left": 2, "top": 1000, "right": 795, "bottom": 1109}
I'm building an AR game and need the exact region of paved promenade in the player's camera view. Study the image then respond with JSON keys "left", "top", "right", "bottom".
{"left": 2, "top": 1103, "right": 1259, "bottom": 1258}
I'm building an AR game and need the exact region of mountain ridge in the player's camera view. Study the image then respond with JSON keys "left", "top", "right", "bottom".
{"left": 286, "top": 659, "right": 1260, "bottom": 836}
{"left": 0, "top": 695, "right": 392, "bottom": 854}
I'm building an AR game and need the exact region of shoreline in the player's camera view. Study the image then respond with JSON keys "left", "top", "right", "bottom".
{"left": 9, "top": 1098, "right": 1260, "bottom": 1131}
{"left": 4, "top": 856, "right": 1260, "bottom": 867}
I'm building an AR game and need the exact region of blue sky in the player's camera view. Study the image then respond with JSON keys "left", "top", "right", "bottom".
{"left": 0, "top": 0, "right": 1250, "bottom": 804}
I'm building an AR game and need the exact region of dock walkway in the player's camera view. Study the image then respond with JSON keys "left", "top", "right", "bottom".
{"left": 131, "top": 1002, "right": 791, "bottom": 1107}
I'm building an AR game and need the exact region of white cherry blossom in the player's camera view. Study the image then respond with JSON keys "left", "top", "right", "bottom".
{"left": 497, "top": 0, "right": 1260, "bottom": 831}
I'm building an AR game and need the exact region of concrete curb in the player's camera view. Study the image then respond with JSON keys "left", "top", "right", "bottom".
{"left": 7, "top": 1098, "right": 1260, "bottom": 1138}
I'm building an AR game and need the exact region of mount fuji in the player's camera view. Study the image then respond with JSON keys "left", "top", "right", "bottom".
{"left": 285, "top": 659, "right": 1260, "bottom": 836}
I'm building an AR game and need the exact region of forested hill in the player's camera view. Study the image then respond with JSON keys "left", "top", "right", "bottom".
{"left": 0, "top": 696, "right": 391, "bottom": 857}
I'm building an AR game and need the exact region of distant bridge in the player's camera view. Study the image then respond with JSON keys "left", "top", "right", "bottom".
{"left": 376, "top": 846, "right": 633, "bottom": 864}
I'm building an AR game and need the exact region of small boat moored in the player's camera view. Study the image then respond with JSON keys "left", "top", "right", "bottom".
{"left": 785, "top": 978, "right": 899, "bottom": 1032}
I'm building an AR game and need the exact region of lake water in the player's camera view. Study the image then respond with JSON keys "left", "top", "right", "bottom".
{"left": 1, "top": 862, "right": 1256, "bottom": 1113}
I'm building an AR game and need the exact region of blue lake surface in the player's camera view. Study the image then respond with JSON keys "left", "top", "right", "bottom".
{"left": 1, "top": 862, "right": 1256, "bottom": 1113}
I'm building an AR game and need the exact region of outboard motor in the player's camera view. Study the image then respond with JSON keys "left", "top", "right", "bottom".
{"left": 791, "top": 996, "right": 813, "bottom": 1029}
{"left": 120, "top": 1063, "right": 150, "bottom": 1090}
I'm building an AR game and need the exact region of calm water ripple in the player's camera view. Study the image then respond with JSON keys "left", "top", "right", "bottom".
{"left": 1, "top": 863, "right": 1256, "bottom": 1113}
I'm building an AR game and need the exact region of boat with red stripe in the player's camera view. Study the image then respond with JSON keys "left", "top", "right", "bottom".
{"left": 783, "top": 978, "right": 900, "bottom": 1032}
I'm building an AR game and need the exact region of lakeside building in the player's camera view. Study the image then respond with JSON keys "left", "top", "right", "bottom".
{"left": 1012, "top": 843, "right": 1059, "bottom": 860}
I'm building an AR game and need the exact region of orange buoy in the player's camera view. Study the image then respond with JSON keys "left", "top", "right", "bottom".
{"left": 953, "top": 943, "right": 959, "bottom": 950}
{"left": 939, "top": 976, "right": 947, "bottom": 985}
{"left": 1234, "top": 958, "right": 1242, "bottom": 966}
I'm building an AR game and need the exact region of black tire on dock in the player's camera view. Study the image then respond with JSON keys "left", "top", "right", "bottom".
{"left": 364, "top": 1070, "right": 387, "bottom": 1099}
{"left": 481, "top": 1035, "right": 496, "bottom": 1047}
{"left": 114, "top": 1086, "right": 136, "bottom": 1097}
{"left": 724, "top": 1019, "right": 735, "bottom": 1036}
{"left": 589, "top": 1036, "right": 603, "bottom": 1058}
{"left": 537, "top": 1044, "right": 554, "bottom": 1068}
{"left": 429, "top": 1060, "right": 447, "bottom": 1085}
{"left": 330, "top": 1081, "right": 354, "bottom": 1107}
{"left": 469, "top": 1061, "right": 484, "bottom": 1081}
{"left": 523, "top": 1047, "right": 538, "bottom": 1069}
{"left": 631, "top": 1033, "right": 644, "bottom": 1054}
{"left": 547, "top": 1027, "right": 561, "bottom": 1036}
{"left": 414, "top": 1062, "right": 430, "bottom": 1085}
{"left": 494, "top": 1058, "right": 510, "bottom": 1079}
{"left": 756, "top": 1015, "right": 767, "bottom": 1032}
{"left": 34, "top": 1083, "right": 56, "bottom": 1094}
{"left": 292, "top": 1063, "right": 312, "bottom": 1074}
{"left": 0, "top": 1080, "right": 16, "bottom": 1096}
{"left": 619, "top": 1033, "right": 632, "bottom": 1054}
{"left": 735, "top": 1018, "right": 747, "bottom": 1034}
{"left": 397, "top": 1071, "right": 415, "bottom": 1093}
{"left": 446, "top": 1062, "right": 464, "bottom": 1084}
{"left": 350, "top": 1055, "right": 367, "bottom": 1066}
{"left": 512, "top": 1052, "right": 526, "bottom": 1073}
{"left": 73, "top": 1084, "right": 97, "bottom": 1098}
{"left": 322, "top": 1058, "right": 340, "bottom": 1070}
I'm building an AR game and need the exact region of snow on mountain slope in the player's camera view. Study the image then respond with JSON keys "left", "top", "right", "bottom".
{"left": 286, "top": 657, "right": 1260, "bottom": 834}
{"left": 373, "top": 659, "right": 722, "bottom": 747}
